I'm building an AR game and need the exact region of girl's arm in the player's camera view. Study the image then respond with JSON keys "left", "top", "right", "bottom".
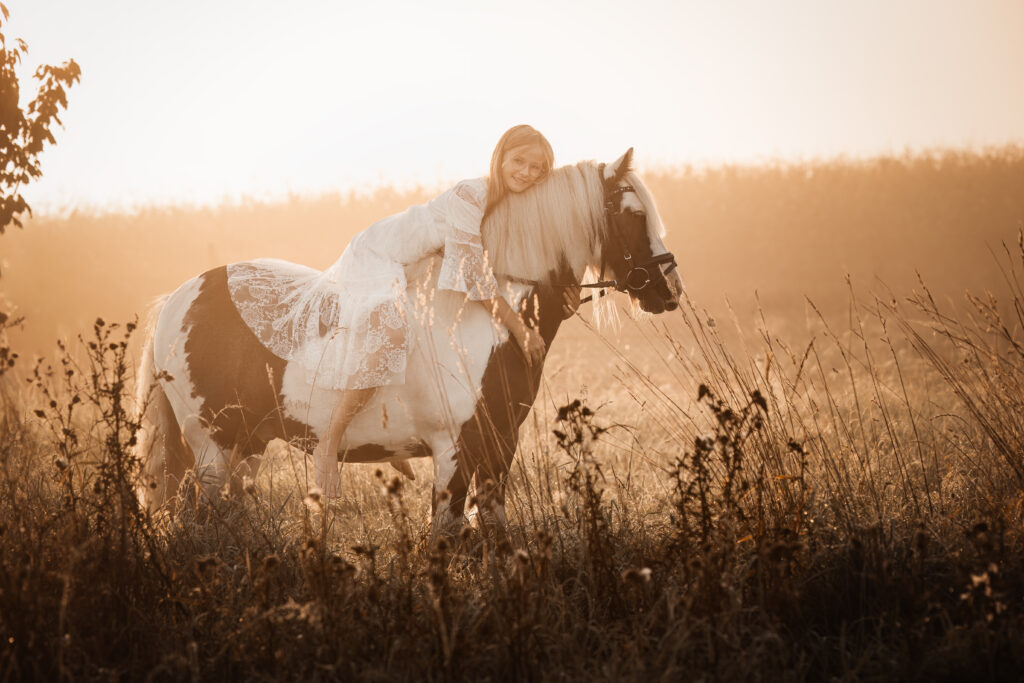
{"left": 484, "top": 296, "right": 546, "bottom": 365}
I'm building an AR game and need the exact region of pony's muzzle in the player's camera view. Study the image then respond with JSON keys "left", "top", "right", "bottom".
{"left": 663, "top": 269, "right": 683, "bottom": 310}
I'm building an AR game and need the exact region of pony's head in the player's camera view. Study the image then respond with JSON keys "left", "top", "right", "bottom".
{"left": 481, "top": 149, "right": 681, "bottom": 316}
{"left": 596, "top": 148, "right": 682, "bottom": 314}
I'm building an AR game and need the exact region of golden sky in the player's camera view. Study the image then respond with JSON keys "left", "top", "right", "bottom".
{"left": 10, "top": 0, "right": 1024, "bottom": 211}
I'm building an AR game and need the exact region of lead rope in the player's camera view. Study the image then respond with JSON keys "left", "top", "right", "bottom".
{"left": 497, "top": 273, "right": 611, "bottom": 303}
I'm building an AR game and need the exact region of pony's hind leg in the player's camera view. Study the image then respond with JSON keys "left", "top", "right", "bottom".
{"left": 174, "top": 419, "right": 265, "bottom": 508}
{"left": 137, "top": 379, "right": 194, "bottom": 510}
{"left": 470, "top": 442, "right": 518, "bottom": 535}
{"left": 227, "top": 441, "right": 262, "bottom": 496}
{"left": 180, "top": 415, "right": 237, "bottom": 503}
{"left": 135, "top": 303, "right": 195, "bottom": 511}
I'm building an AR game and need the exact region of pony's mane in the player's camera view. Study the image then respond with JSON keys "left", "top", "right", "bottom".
{"left": 624, "top": 170, "right": 666, "bottom": 239}
{"left": 481, "top": 161, "right": 606, "bottom": 283}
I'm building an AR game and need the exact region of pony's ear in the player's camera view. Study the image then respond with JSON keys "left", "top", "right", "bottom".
{"left": 603, "top": 147, "right": 634, "bottom": 182}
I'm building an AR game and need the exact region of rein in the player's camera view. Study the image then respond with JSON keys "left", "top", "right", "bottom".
{"left": 498, "top": 165, "right": 677, "bottom": 304}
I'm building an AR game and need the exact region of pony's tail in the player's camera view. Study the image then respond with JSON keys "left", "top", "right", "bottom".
{"left": 134, "top": 295, "right": 169, "bottom": 421}
{"left": 134, "top": 295, "right": 185, "bottom": 510}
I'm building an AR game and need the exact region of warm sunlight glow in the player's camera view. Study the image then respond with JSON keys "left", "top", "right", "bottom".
{"left": 6, "top": 7, "right": 1024, "bottom": 676}
{"left": 10, "top": 0, "right": 1024, "bottom": 210}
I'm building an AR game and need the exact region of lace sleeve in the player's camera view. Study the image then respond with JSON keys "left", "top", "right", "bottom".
{"left": 435, "top": 179, "right": 496, "bottom": 299}
{"left": 447, "top": 179, "right": 487, "bottom": 235}
{"left": 455, "top": 182, "right": 484, "bottom": 209}
{"left": 437, "top": 227, "right": 499, "bottom": 300}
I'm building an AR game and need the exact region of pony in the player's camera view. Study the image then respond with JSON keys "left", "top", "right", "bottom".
{"left": 135, "top": 148, "right": 682, "bottom": 532}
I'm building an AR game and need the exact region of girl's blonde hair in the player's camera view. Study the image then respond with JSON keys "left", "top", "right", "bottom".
{"left": 484, "top": 124, "right": 554, "bottom": 218}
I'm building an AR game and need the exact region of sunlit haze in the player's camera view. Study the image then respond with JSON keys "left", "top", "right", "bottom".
{"left": 10, "top": 0, "right": 1024, "bottom": 212}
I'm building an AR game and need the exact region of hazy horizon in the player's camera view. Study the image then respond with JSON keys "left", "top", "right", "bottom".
{"left": 17, "top": 142, "right": 1023, "bottom": 219}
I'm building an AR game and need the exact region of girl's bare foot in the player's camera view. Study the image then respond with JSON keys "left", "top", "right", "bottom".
{"left": 313, "top": 443, "right": 341, "bottom": 498}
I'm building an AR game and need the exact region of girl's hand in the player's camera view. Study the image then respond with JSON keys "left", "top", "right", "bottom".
{"left": 561, "top": 285, "right": 582, "bottom": 319}
{"left": 485, "top": 295, "right": 546, "bottom": 365}
{"left": 514, "top": 326, "right": 546, "bottom": 366}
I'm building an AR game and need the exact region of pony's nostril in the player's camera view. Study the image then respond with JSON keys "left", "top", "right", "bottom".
{"left": 644, "top": 298, "right": 666, "bottom": 314}
{"left": 665, "top": 300, "right": 678, "bottom": 311}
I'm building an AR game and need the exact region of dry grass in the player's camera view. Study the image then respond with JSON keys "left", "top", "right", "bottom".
{"left": 2, "top": 147, "right": 1024, "bottom": 680}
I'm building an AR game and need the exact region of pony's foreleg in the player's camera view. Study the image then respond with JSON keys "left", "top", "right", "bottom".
{"left": 468, "top": 444, "right": 516, "bottom": 537}
{"left": 430, "top": 437, "right": 471, "bottom": 537}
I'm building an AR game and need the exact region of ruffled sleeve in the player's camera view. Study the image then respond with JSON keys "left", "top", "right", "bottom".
{"left": 437, "top": 179, "right": 498, "bottom": 300}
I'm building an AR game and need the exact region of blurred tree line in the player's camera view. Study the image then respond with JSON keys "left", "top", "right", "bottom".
{"left": 1, "top": 0, "right": 78, "bottom": 377}
{"left": 0, "top": 1, "right": 79, "bottom": 236}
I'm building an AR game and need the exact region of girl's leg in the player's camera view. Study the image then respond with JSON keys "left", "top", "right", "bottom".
{"left": 313, "top": 386, "right": 376, "bottom": 497}
{"left": 313, "top": 299, "right": 406, "bottom": 496}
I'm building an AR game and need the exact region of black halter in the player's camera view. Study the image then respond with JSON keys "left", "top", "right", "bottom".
{"left": 594, "top": 172, "right": 677, "bottom": 291}
{"left": 574, "top": 165, "right": 676, "bottom": 302}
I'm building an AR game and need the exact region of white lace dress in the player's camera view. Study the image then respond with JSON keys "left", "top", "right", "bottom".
{"left": 226, "top": 178, "right": 498, "bottom": 390}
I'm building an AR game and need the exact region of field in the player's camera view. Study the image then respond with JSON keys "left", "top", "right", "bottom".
{"left": 2, "top": 147, "right": 1024, "bottom": 680}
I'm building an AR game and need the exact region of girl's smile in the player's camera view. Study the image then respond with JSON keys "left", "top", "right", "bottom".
{"left": 502, "top": 144, "right": 548, "bottom": 192}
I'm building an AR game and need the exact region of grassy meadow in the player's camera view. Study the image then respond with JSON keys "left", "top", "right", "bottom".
{"left": 2, "top": 146, "right": 1024, "bottom": 680}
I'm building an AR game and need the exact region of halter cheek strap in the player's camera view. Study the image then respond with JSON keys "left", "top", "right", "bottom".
{"left": 594, "top": 168, "right": 678, "bottom": 298}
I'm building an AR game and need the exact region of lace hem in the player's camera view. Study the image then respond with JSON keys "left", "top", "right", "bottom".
{"left": 313, "top": 298, "right": 409, "bottom": 390}
{"left": 227, "top": 260, "right": 410, "bottom": 391}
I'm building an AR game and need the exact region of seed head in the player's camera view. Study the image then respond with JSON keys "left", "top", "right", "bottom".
{"left": 621, "top": 567, "right": 652, "bottom": 584}
{"left": 382, "top": 476, "right": 402, "bottom": 497}
{"left": 304, "top": 488, "right": 323, "bottom": 509}
{"left": 195, "top": 555, "right": 221, "bottom": 581}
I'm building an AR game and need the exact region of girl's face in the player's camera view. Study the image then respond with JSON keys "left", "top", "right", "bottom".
{"left": 501, "top": 143, "right": 547, "bottom": 193}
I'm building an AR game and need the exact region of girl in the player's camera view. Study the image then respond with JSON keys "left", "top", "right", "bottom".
{"left": 287, "top": 125, "right": 577, "bottom": 495}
